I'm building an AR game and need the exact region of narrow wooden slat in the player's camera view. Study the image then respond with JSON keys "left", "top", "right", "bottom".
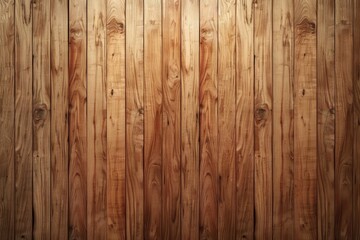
{"left": 144, "top": 0, "right": 162, "bottom": 238}
{"left": 235, "top": 0, "right": 254, "bottom": 239}
{"left": 317, "top": 0, "right": 335, "bottom": 238}
{"left": 273, "top": 0, "right": 294, "bottom": 238}
{"left": 87, "top": 0, "right": 107, "bottom": 238}
{"left": 294, "top": 0, "right": 317, "bottom": 238}
{"left": 14, "top": 0, "right": 33, "bottom": 238}
{"left": 106, "top": 0, "right": 126, "bottom": 238}
{"left": 69, "top": 0, "right": 87, "bottom": 238}
{"left": 162, "top": 0, "right": 181, "bottom": 238}
{"left": 181, "top": 0, "right": 200, "bottom": 238}
{"left": 199, "top": 0, "right": 218, "bottom": 238}
{"left": 334, "top": 0, "right": 353, "bottom": 238}
{"left": 218, "top": 0, "right": 236, "bottom": 238}
{"left": 0, "top": 0, "right": 14, "bottom": 238}
{"left": 33, "top": 0, "right": 50, "bottom": 238}
{"left": 254, "top": 0, "right": 272, "bottom": 238}
{"left": 125, "top": 0, "right": 144, "bottom": 238}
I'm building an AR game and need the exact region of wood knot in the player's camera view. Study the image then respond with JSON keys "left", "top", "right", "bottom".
{"left": 297, "top": 18, "right": 316, "bottom": 35}
{"left": 255, "top": 104, "right": 269, "bottom": 127}
{"left": 33, "top": 103, "right": 48, "bottom": 126}
{"left": 138, "top": 107, "right": 144, "bottom": 115}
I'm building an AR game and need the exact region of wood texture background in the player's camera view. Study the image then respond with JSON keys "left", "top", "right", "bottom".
{"left": 0, "top": 0, "right": 359, "bottom": 239}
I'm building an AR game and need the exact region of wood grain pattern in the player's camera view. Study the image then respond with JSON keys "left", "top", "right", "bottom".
{"left": 335, "top": 0, "right": 353, "bottom": 238}
{"left": 162, "top": 0, "right": 181, "bottom": 239}
{"left": 317, "top": 0, "right": 335, "bottom": 238}
{"left": 0, "top": 0, "right": 14, "bottom": 238}
{"left": 199, "top": 0, "right": 218, "bottom": 238}
{"left": 273, "top": 0, "right": 294, "bottom": 238}
{"left": 125, "top": 0, "right": 144, "bottom": 239}
{"left": 181, "top": 0, "right": 200, "bottom": 238}
{"left": 294, "top": 0, "right": 317, "bottom": 238}
{"left": 87, "top": 0, "right": 107, "bottom": 238}
{"left": 144, "top": 0, "right": 162, "bottom": 238}
{"left": 254, "top": 0, "right": 272, "bottom": 238}
{"left": 106, "top": 0, "right": 126, "bottom": 238}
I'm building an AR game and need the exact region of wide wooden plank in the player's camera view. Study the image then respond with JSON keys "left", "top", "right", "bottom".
{"left": 272, "top": 0, "right": 294, "bottom": 238}
{"left": 334, "top": 0, "right": 353, "bottom": 238}
{"left": 294, "top": 0, "right": 317, "bottom": 238}
{"left": 181, "top": 0, "right": 200, "bottom": 238}
{"left": 69, "top": 0, "right": 87, "bottom": 238}
{"left": 162, "top": 0, "right": 181, "bottom": 239}
{"left": 317, "top": 0, "right": 335, "bottom": 238}
{"left": 254, "top": 0, "right": 272, "bottom": 238}
{"left": 125, "top": 0, "right": 144, "bottom": 238}
{"left": 33, "top": 0, "right": 51, "bottom": 238}
{"left": 87, "top": 0, "right": 107, "bottom": 238}
{"left": 14, "top": 0, "right": 33, "bottom": 238}
{"left": 144, "top": 0, "right": 162, "bottom": 238}
{"left": 0, "top": 0, "right": 14, "bottom": 238}
{"left": 199, "top": 0, "right": 218, "bottom": 238}
{"left": 106, "top": 0, "right": 126, "bottom": 238}
{"left": 218, "top": 0, "right": 236, "bottom": 238}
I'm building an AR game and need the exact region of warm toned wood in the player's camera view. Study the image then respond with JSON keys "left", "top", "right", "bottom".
{"left": 335, "top": 0, "right": 353, "bottom": 238}
{"left": 199, "top": 0, "right": 218, "bottom": 238}
{"left": 254, "top": 0, "right": 272, "bottom": 238}
{"left": 14, "top": 0, "right": 33, "bottom": 238}
{"left": 218, "top": 0, "right": 236, "bottom": 238}
{"left": 33, "top": 0, "right": 51, "bottom": 238}
{"left": 87, "top": 0, "right": 107, "bottom": 238}
{"left": 317, "top": 0, "right": 335, "bottom": 238}
{"left": 181, "top": 0, "right": 200, "bottom": 238}
{"left": 69, "top": 0, "right": 87, "bottom": 238}
{"left": 144, "top": 0, "right": 162, "bottom": 238}
{"left": 272, "top": 0, "right": 294, "bottom": 238}
{"left": 0, "top": 0, "right": 14, "bottom": 238}
{"left": 106, "top": 0, "right": 126, "bottom": 238}
{"left": 294, "top": 0, "right": 317, "bottom": 238}
{"left": 125, "top": 0, "right": 144, "bottom": 238}
{"left": 162, "top": 0, "right": 181, "bottom": 239}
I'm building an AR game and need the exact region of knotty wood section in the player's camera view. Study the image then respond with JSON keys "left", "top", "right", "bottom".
{"left": 15, "top": 0, "right": 33, "bottom": 238}
{"left": 254, "top": 0, "right": 272, "bottom": 238}
{"left": 33, "top": 0, "right": 51, "bottom": 238}
{"left": 106, "top": 0, "right": 126, "bottom": 238}
{"left": 181, "top": 0, "right": 200, "bottom": 238}
{"left": 273, "top": 0, "right": 294, "bottom": 238}
{"left": 335, "top": 0, "right": 353, "bottom": 238}
{"left": 317, "top": 0, "right": 335, "bottom": 238}
{"left": 199, "top": 0, "right": 218, "bottom": 238}
{"left": 162, "top": 0, "right": 181, "bottom": 239}
{"left": 0, "top": 0, "right": 14, "bottom": 238}
{"left": 87, "top": 0, "right": 107, "bottom": 238}
{"left": 125, "top": 0, "right": 144, "bottom": 239}
{"left": 235, "top": 0, "right": 254, "bottom": 239}
{"left": 294, "top": 0, "right": 317, "bottom": 238}
{"left": 144, "top": 0, "right": 162, "bottom": 238}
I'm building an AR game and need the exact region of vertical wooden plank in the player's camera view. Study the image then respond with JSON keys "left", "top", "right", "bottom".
{"left": 317, "top": 0, "right": 335, "bottom": 238}
{"left": 294, "top": 0, "right": 317, "bottom": 238}
{"left": 162, "top": 0, "right": 181, "bottom": 239}
{"left": 14, "top": 0, "right": 33, "bottom": 238}
{"left": 254, "top": 0, "right": 272, "bottom": 238}
{"left": 235, "top": 0, "right": 254, "bottom": 239}
{"left": 0, "top": 0, "right": 14, "bottom": 238}
{"left": 87, "top": 0, "right": 107, "bottom": 238}
{"left": 125, "top": 0, "right": 144, "bottom": 238}
{"left": 144, "top": 0, "right": 162, "bottom": 237}
{"left": 218, "top": 0, "right": 236, "bottom": 238}
{"left": 199, "top": 0, "right": 218, "bottom": 238}
{"left": 33, "top": 0, "right": 50, "bottom": 238}
{"left": 181, "top": 0, "right": 200, "bottom": 238}
{"left": 106, "top": 0, "right": 126, "bottom": 238}
{"left": 334, "top": 0, "right": 353, "bottom": 238}
{"left": 273, "top": 0, "right": 294, "bottom": 238}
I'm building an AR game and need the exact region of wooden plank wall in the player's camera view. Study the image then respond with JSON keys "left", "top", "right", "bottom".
{"left": 0, "top": 0, "right": 359, "bottom": 239}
